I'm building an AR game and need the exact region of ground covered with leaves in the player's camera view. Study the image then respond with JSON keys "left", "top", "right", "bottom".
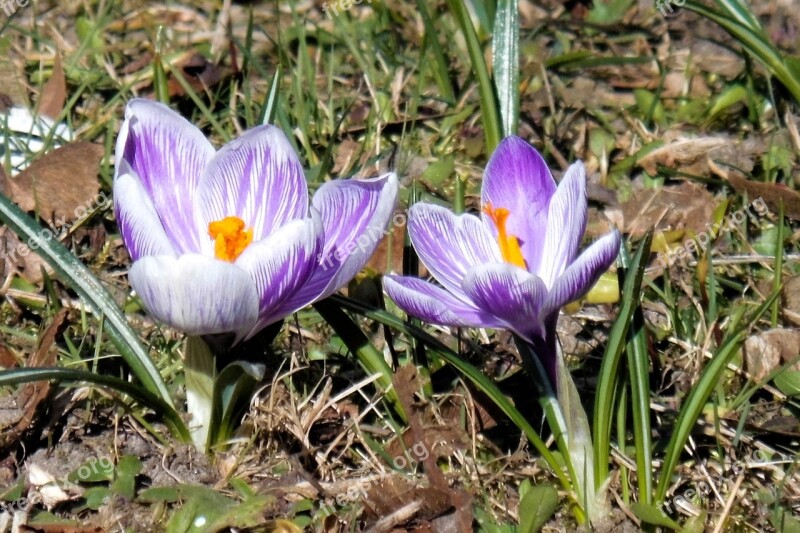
{"left": 0, "top": 0, "right": 799, "bottom": 531}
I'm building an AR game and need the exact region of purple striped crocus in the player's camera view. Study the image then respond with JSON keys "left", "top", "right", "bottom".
{"left": 114, "top": 99, "right": 397, "bottom": 341}
{"left": 384, "top": 136, "right": 620, "bottom": 381}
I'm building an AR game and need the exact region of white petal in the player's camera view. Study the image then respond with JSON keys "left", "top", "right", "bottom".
{"left": 538, "top": 161, "right": 587, "bottom": 287}
{"left": 129, "top": 254, "right": 259, "bottom": 336}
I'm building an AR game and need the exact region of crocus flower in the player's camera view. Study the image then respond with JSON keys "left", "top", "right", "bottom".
{"left": 115, "top": 99, "right": 397, "bottom": 341}
{"left": 383, "top": 136, "right": 620, "bottom": 382}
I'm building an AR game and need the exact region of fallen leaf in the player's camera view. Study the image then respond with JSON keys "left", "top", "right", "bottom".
{"left": 619, "top": 181, "right": 717, "bottom": 240}
{"left": 9, "top": 141, "right": 103, "bottom": 222}
{"left": 38, "top": 53, "right": 66, "bottom": 121}
{"left": 782, "top": 276, "right": 800, "bottom": 326}
{"left": 167, "top": 52, "right": 228, "bottom": 98}
{"left": 711, "top": 165, "right": 800, "bottom": 220}
{"left": 14, "top": 309, "right": 68, "bottom": 435}
{"left": 743, "top": 328, "right": 800, "bottom": 382}
{"left": 638, "top": 136, "right": 759, "bottom": 177}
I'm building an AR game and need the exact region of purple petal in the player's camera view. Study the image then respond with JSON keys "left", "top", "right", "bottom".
{"left": 481, "top": 136, "right": 556, "bottom": 273}
{"left": 316, "top": 173, "right": 399, "bottom": 295}
{"left": 408, "top": 203, "right": 502, "bottom": 294}
{"left": 116, "top": 99, "right": 214, "bottom": 254}
{"left": 383, "top": 275, "right": 509, "bottom": 329}
{"left": 543, "top": 231, "right": 621, "bottom": 317}
{"left": 128, "top": 254, "right": 259, "bottom": 337}
{"left": 538, "top": 161, "right": 587, "bottom": 286}
{"left": 461, "top": 264, "right": 548, "bottom": 340}
{"left": 235, "top": 213, "right": 325, "bottom": 338}
{"left": 114, "top": 163, "right": 175, "bottom": 261}
{"left": 272, "top": 173, "right": 399, "bottom": 314}
{"left": 196, "top": 125, "right": 308, "bottom": 247}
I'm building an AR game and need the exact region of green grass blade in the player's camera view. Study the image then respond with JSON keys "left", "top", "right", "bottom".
{"left": 415, "top": 0, "right": 456, "bottom": 104}
{"left": 260, "top": 65, "right": 282, "bottom": 125}
{"left": 714, "top": 0, "right": 764, "bottom": 32}
{"left": 683, "top": 0, "right": 800, "bottom": 104}
{"left": 625, "top": 289, "right": 653, "bottom": 504}
{"left": 492, "top": 0, "right": 519, "bottom": 137}
{"left": 446, "top": 0, "right": 502, "bottom": 151}
{"left": 0, "top": 367, "right": 189, "bottom": 441}
{"left": 313, "top": 298, "right": 405, "bottom": 421}
{"left": 0, "top": 193, "right": 174, "bottom": 406}
{"left": 329, "top": 294, "right": 575, "bottom": 497}
{"left": 654, "top": 289, "right": 781, "bottom": 502}
{"left": 593, "top": 230, "right": 652, "bottom": 490}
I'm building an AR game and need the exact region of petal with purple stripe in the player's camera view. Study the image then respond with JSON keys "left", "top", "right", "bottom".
{"left": 383, "top": 275, "right": 509, "bottom": 329}
{"left": 461, "top": 263, "right": 548, "bottom": 340}
{"left": 235, "top": 213, "right": 325, "bottom": 338}
{"left": 313, "top": 172, "right": 398, "bottom": 297}
{"left": 128, "top": 254, "right": 259, "bottom": 337}
{"left": 196, "top": 125, "right": 308, "bottom": 245}
{"left": 538, "top": 161, "right": 587, "bottom": 286}
{"left": 481, "top": 136, "right": 556, "bottom": 273}
{"left": 113, "top": 163, "right": 175, "bottom": 261}
{"left": 115, "top": 99, "right": 214, "bottom": 253}
{"left": 542, "top": 230, "right": 621, "bottom": 318}
{"left": 408, "top": 203, "right": 502, "bottom": 295}
{"left": 274, "top": 173, "right": 399, "bottom": 312}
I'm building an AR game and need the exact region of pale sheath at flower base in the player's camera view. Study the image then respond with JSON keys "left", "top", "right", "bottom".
{"left": 383, "top": 136, "right": 621, "bottom": 383}
{"left": 114, "top": 99, "right": 398, "bottom": 341}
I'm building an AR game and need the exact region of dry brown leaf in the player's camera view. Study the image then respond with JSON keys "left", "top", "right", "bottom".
{"left": 782, "top": 276, "right": 800, "bottom": 326}
{"left": 14, "top": 309, "right": 68, "bottom": 435}
{"left": 637, "top": 137, "right": 758, "bottom": 177}
{"left": 619, "top": 181, "right": 717, "bottom": 239}
{"left": 722, "top": 171, "right": 800, "bottom": 221}
{"left": 167, "top": 52, "right": 228, "bottom": 98}
{"left": 10, "top": 141, "right": 103, "bottom": 222}
{"left": 743, "top": 328, "right": 800, "bottom": 382}
{"left": 38, "top": 53, "right": 66, "bottom": 121}
{"left": 0, "top": 161, "right": 9, "bottom": 196}
{"left": 363, "top": 476, "right": 452, "bottom": 526}
{"left": 389, "top": 365, "right": 473, "bottom": 532}
{"left": 0, "top": 344, "right": 18, "bottom": 368}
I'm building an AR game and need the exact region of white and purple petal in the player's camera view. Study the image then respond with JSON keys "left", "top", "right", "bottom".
{"left": 383, "top": 275, "right": 509, "bottom": 329}
{"left": 273, "top": 173, "right": 399, "bottom": 313}
{"left": 235, "top": 213, "right": 325, "bottom": 338}
{"left": 537, "top": 161, "right": 588, "bottom": 286}
{"left": 542, "top": 230, "right": 621, "bottom": 318}
{"left": 312, "top": 172, "right": 398, "bottom": 297}
{"left": 115, "top": 99, "right": 214, "bottom": 253}
{"left": 408, "top": 203, "right": 502, "bottom": 295}
{"left": 196, "top": 125, "right": 308, "bottom": 248}
{"left": 481, "top": 136, "right": 556, "bottom": 273}
{"left": 114, "top": 162, "right": 175, "bottom": 261}
{"left": 128, "top": 254, "right": 259, "bottom": 337}
{"left": 461, "top": 263, "right": 548, "bottom": 340}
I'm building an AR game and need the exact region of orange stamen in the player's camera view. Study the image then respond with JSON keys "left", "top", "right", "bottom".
{"left": 208, "top": 216, "right": 253, "bottom": 262}
{"left": 482, "top": 203, "right": 527, "bottom": 269}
